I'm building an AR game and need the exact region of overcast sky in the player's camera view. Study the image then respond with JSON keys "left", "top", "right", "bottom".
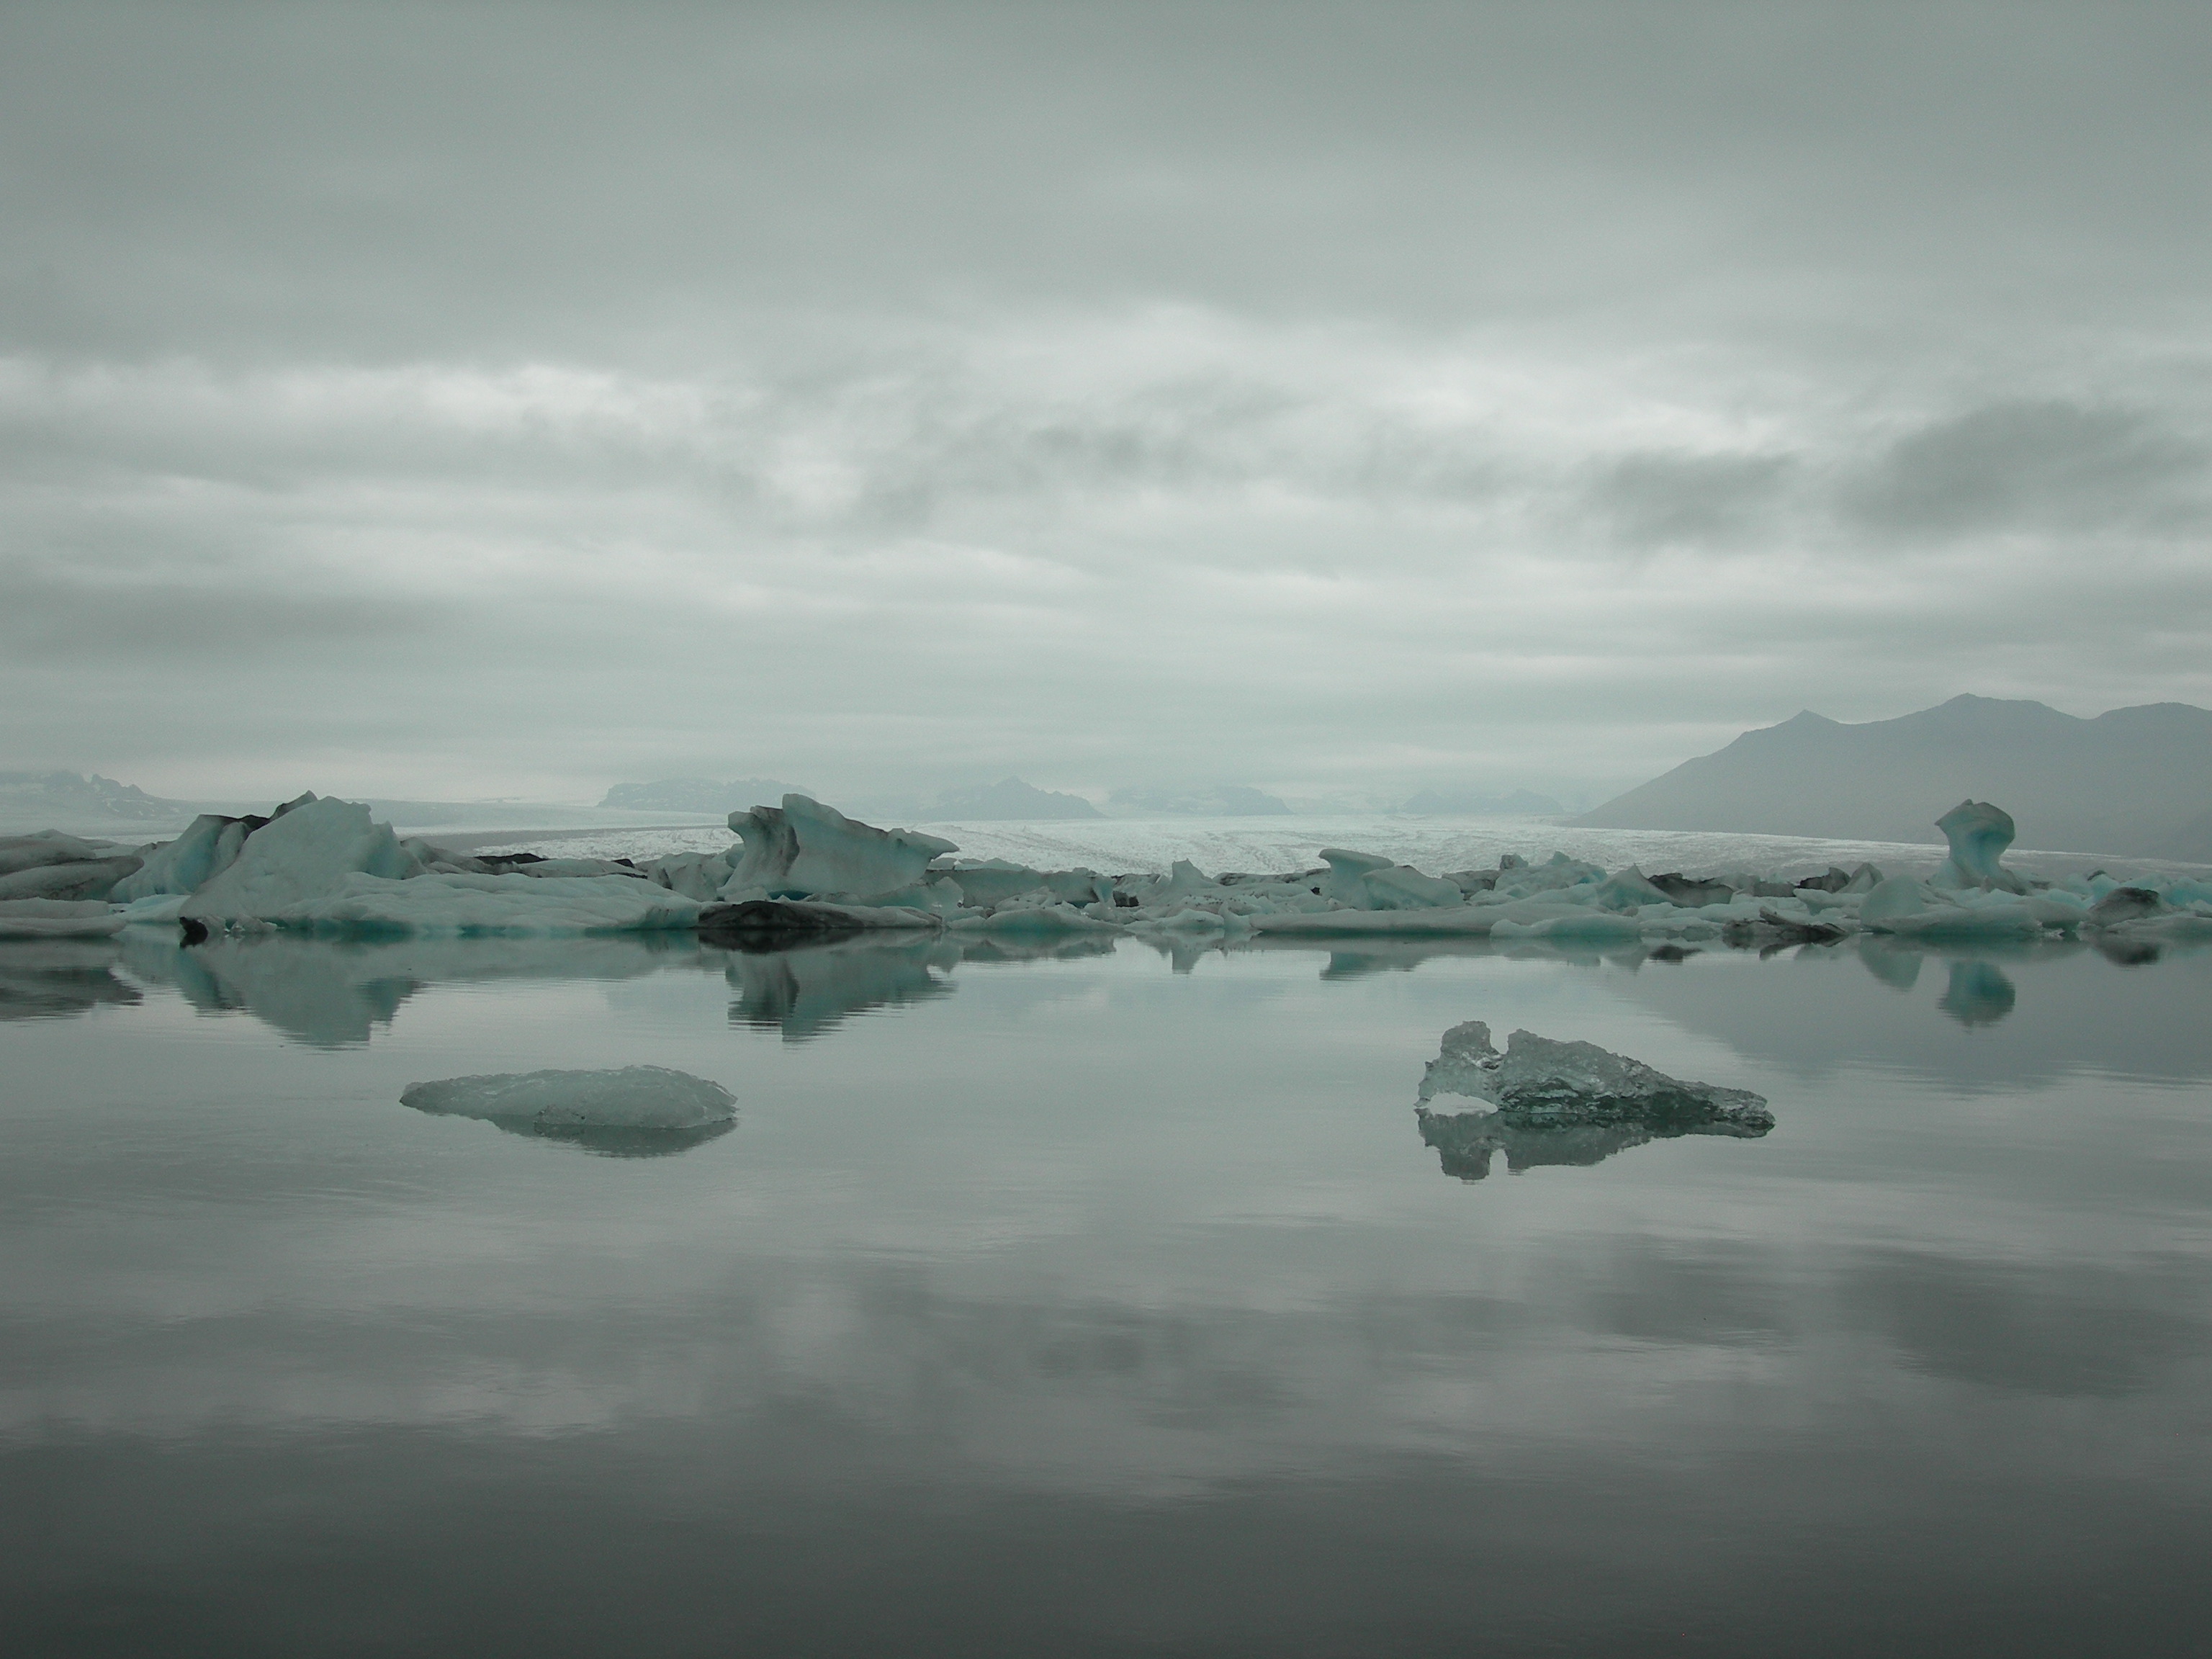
{"left": 5, "top": 2, "right": 2209, "bottom": 806}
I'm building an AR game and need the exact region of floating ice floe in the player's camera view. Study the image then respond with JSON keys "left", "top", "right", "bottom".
{"left": 1417, "top": 1021, "right": 1773, "bottom": 1128}
{"left": 401, "top": 1065, "right": 737, "bottom": 1154}
{"left": 1413, "top": 1020, "right": 1773, "bottom": 1181}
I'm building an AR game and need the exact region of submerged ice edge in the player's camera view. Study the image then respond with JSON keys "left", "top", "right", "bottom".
{"left": 4, "top": 790, "right": 2211, "bottom": 949}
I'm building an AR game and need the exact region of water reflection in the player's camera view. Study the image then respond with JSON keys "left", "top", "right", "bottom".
{"left": 73, "top": 927, "right": 2212, "bottom": 1092}
{"left": 1856, "top": 935, "right": 1925, "bottom": 989}
{"left": 1415, "top": 1106, "right": 1750, "bottom": 1180}
{"left": 1938, "top": 959, "right": 2017, "bottom": 1027}
{"left": 9, "top": 920, "right": 2212, "bottom": 1655}
{"left": 120, "top": 931, "right": 703, "bottom": 1048}
{"left": 724, "top": 936, "right": 958, "bottom": 1041}
{"left": 1615, "top": 938, "right": 2212, "bottom": 1088}
{"left": 449, "top": 1115, "right": 737, "bottom": 1159}
{"left": 2095, "top": 933, "right": 2164, "bottom": 966}
{"left": 0, "top": 940, "right": 143, "bottom": 1022}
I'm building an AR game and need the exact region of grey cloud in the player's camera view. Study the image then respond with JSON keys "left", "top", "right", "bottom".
{"left": 7, "top": 5, "right": 2212, "bottom": 362}
{"left": 2, "top": 6, "right": 2211, "bottom": 799}
{"left": 1843, "top": 400, "right": 2208, "bottom": 539}
{"left": 2, "top": 568, "right": 432, "bottom": 662}
{"left": 1591, "top": 451, "right": 1797, "bottom": 548}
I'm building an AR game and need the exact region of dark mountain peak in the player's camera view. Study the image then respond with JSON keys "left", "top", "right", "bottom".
{"left": 928, "top": 778, "right": 1103, "bottom": 821}
{"left": 1902, "top": 695, "right": 2080, "bottom": 731}
{"left": 2091, "top": 702, "right": 2212, "bottom": 734}
{"left": 1572, "top": 693, "right": 2212, "bottom": 858}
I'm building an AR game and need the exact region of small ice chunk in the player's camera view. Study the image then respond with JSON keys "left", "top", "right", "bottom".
{"left": 1418, "top": 1022, "right": 1771, "bottom": 1130}
{"left": 1645, "top": 872, "right": 1735, "bottom": 907}
{"left": 401, "top": 1066, "right": 735, "bottom": 1130}
{"left": 2088, "top": 886, "right": 2169, "bottom": 925}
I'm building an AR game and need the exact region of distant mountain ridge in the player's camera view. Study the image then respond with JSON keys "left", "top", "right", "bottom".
{"left": 0, "top": 770, "right": 196, "bottom": 826}
{"left": 923, "top": 778, "right": 1102, "bottom": 821}
{"left": 599, "top": 778, "right": 813, "bottom": 814}
{"left": 1398, "top": 786, "right": 1565, "bottom": 817}
{"left": 1108, "top": 784, "right": 1292, "bottom": 817}
{"left": 1575, "top": 696, "right": 2212, "bottom": 860}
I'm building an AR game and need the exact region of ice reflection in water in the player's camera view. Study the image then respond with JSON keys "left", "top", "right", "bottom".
{"left": 0, "top": 940, "right": 143, "bottom": 1022}
{"left": 4, "top": 929, "right": 2209, "bottom": 1655}
{"left": 726, "top": 935, "right": 957, "bottom": 1042}
{"left": 1940, "top": 958, "right": 2018, "bottom": 1027}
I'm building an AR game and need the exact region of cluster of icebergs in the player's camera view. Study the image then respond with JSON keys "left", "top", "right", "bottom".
{"left": 4, "top": 790, "right": 2209, "bottom": 949}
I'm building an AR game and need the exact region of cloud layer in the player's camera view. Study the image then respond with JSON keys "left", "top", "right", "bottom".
{"left": 4, "top": 4, "right": 2209, "bottom": 804}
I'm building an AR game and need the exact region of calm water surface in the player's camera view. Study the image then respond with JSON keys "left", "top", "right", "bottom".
{"left": 5, "top": 930, "right": 2210, "bottom": 1656}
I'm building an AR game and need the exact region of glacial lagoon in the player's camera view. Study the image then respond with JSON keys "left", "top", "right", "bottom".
{"left": 5, "top": 927, "right": 2211, "bottom": 1656}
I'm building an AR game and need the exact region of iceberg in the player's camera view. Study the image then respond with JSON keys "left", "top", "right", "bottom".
{"left": 0, "top": 854, "right": 143, "bottom": 902}
{"left": 0, "top": 898, "right": 131, "bottom": 938}
{"left": 181, "top": 796, "right": 419, "bottom": 927}
{"left": 110, "top": 814, "right": 251, "bottom": 902}
{"left": 1317, "top": 848, "right": 1465, "bottom": 911}
{"left": 1416, "top": 1021, "right": 1773, "bottom": 1130}
{"left": 1933, "top": 799, "right": 2031, "bottom": 893}
{"left": 2088, "top": 886, "right": 2168, "bottom": 925}
{"left": 722, "top": 794, "right": 958, "bottom": 904}
{"left": 650, "top": 849, "right": 737, "bottom": 902}
{"left": 1, "top": 830, "right": 131, "bottom": 877}
{"left": 949, "top": 902, "right": 1123, "bottom": 939}
{"left": 1413, "top": 1022, "right": 1772, "bottom": 1182}
{"left": 145, "top": 795, "right": 699, "bottom": 937}
{"left": 1857, "top": 873, "right": 2045, "bottom": 941}
{"left": 62, "top": 778, "right": 2195, "bottom": 957}
{"left": 932, "top": 858, "right": 1050, "bottom": 908}
{"left": 253, "top": 871, "right": 702, "bottom": 938}
{"left": 402, "top": 1066, "right": 736, "bottom": 1154}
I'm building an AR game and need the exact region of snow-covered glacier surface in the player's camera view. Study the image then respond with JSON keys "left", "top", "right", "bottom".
{"left": 5, "top": 921, "right": 2211, "bottom": 1653}
{"left": 477, "top": 814, "right": 1980, "bottom": 880}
